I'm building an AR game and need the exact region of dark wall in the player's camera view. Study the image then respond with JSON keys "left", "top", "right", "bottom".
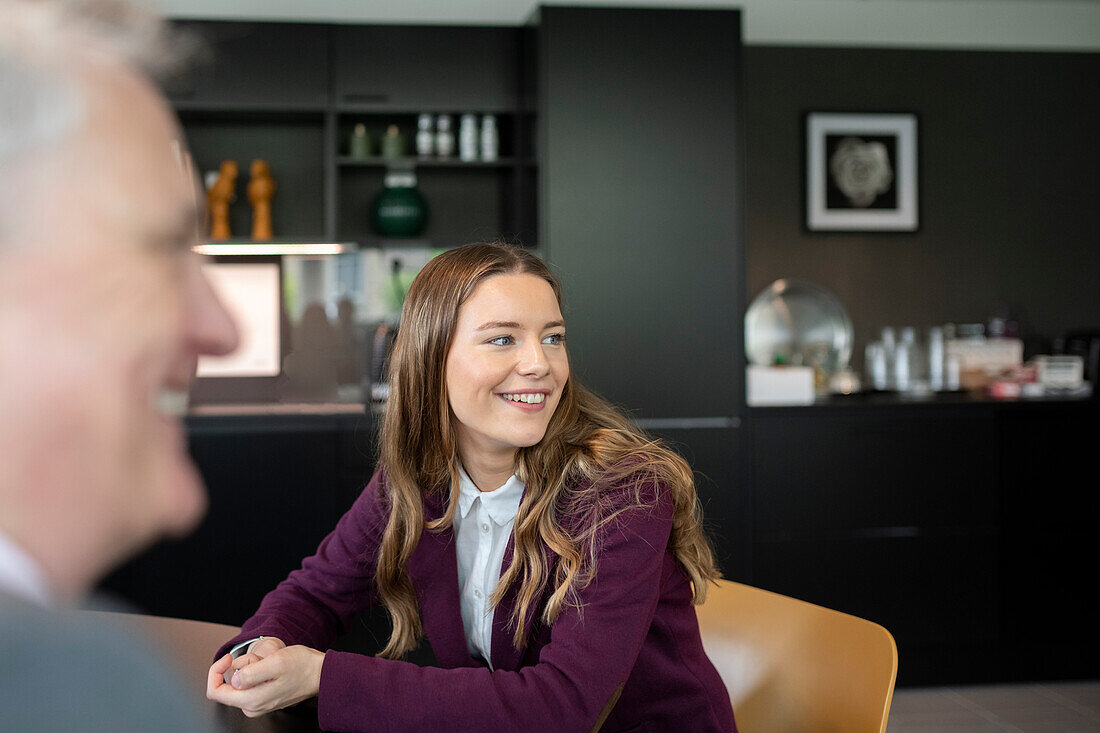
{"left": 744, "top": 47, "right": 1100, "bottom": 364}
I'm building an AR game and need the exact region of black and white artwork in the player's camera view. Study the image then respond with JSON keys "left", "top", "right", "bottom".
{"left": 805, "top": 112, "right": 918, "bottom": 232}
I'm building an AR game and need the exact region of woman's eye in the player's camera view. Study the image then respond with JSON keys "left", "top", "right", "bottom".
{"left": 543, "top": 333, "right": 566, "bottom": 345}
{"left": 488, "top": 335, "right": 514, "bottom": 346}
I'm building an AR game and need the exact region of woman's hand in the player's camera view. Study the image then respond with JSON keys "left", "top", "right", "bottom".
{"left": 232, "top": 636, "right": 287, "bottom": 670}
{"left": 207, "top": 640, "right": 326, "bottom": 718}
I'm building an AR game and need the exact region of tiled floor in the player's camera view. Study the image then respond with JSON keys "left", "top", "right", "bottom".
{"left": 887, "top": 681, "right": 1100, "bottom": 732}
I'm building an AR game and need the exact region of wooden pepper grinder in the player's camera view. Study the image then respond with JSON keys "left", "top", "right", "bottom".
{"left": 206, "top": 160, "right": 238, "bottom": 240}
{"left": 248, "top": 159, "right": 276, "bottom": 240}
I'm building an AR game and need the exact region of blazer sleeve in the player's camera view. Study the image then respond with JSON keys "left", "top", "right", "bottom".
{"left": 215, "top": 470, "right": 389, "bottom": 659}
{"left": 315, "top": 477, "right": 676, "bottom": 733}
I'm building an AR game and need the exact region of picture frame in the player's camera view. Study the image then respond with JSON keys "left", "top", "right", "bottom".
{"left": 804, "top": 112, "right": 919, "bottom": 232}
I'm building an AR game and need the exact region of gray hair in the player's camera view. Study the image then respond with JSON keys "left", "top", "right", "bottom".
{"left": 0, "top": 0, "right": 193, "bottom": 237}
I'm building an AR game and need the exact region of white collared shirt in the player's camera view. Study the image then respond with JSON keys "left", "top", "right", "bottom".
{"left": 453, "top": 466, "right": 524, "bottom": 670}
{"left": 0, "top": 529, "right": 53, "bottom": 607}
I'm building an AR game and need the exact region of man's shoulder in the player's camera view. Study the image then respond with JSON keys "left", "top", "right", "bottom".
{"left": 0, "top": 593, "right": 220, "bottom": 732}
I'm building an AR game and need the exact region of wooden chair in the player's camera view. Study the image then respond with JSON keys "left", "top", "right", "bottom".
{"left": 696, "top": 580, "right": 898, "bottom": 733}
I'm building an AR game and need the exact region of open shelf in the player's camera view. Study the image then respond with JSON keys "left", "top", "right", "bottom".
{"left": 335, "top": 156, "right": 521, "bottom": 168}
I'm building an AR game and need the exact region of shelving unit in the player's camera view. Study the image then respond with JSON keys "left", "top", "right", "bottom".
{"left": 168, "top": 21, "right": 536, "bottom": 251}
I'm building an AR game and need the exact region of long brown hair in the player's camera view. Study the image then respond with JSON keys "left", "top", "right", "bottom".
{"left": 374, "top": 242, "right": 720, "bottom": 658}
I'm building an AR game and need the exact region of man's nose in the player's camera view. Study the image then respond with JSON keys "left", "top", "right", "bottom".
{"left": 184, "top": 255, "right": 239, "bottom": 358}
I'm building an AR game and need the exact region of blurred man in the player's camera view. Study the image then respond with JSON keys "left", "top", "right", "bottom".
{"left": 0, "top": 0, "right": 237, "bottom": 728}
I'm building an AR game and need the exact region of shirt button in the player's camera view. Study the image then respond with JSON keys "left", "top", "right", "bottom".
{"left": 480, "top": 522, "right": 490, "bottom": 533}
{"left": 474, "top": 589, "right": 482, "bottom": 599}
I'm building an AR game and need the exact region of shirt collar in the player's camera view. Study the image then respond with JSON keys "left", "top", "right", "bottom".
{"left": 456, "top": 466, "right": 525, "bottom": 526}
{"left": 0, "top": 529, "right": 54, "bottom": 607}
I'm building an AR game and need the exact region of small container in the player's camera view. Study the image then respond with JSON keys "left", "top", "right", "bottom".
{"left": 415, "top": 114, "right": 434, "bottom": 157}
{"left": 369, "top": 170, "right": 428, "bottom": 238}
{"left": 349, "top": 123, "right": 371, "bottom": 158}
{"left": 894, "top": 341, "right": 911, "bottom": 392}
{"left": 1035, "top": 354, "right": 1085, "bottom": 391}
{"left": 480, "top": 114, "right": 498, "bottom": 162}
{"left": 900, "top": 327, "right": 925, "bottom": 391}
{"left": 945, "top": 355, "right": 962, "bottom": 391}
{"left": 880, "top": 327, "right": 897, "bottom": 390}
{"left": 435, "top": 115, "right": 454, "bottom": 158}
{"left": 1021, "top": 381, "right": 1045, "bottom": 398}
{"left": 380, "top": 125, "right": 405, "bottom": 159}
{"left": 459, "top": 114, "right": 479, "bottom": 162}
{"left": 957, "top": 323, "right": 985, "bottom": 340}
{"left": 928, "top": 326, "right": 945, "bottom": 391}
{"left": 989, "top": 380, "right": 1021, "bottom": 400}
{"left": 866, "top": 342, "right": 888, "bottom": 391}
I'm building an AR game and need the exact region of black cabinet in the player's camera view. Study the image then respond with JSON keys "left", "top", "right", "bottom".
{"left": 752, "top": 407, "right": 1001, "bottom": 536}
{"left": 751, "top": 406, "right": 1003, "bottom": 664}
{"left": 539, "top": 7, "right": 745, "bottom": 421}
{"left": 748, "top": 399, "right": 1100, "bottom": 686}
{"left": 166, "top": 22, "right": 329, "bottom": 110}
{"left": 537, "top": 9, "right": 746, "bottom": 592}
{"left": 999, "top": 402, "right": 1098, "bottom": 679}
{"left": 647, "top": 425, "right": 749, "bottom": 582}
{"left": 101, "top": 414, "right": 376, "bottom": 627}
{"left": 332, "top": 26, "right": 519, "bottom": 112}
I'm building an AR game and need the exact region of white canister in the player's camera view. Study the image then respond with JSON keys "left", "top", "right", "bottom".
{"left": 416, "top": 114, "right": 434, "bottom": 157}
{"left": 435, "top": 115, "right": 454, "bottom": 158}
{"left": 459, "top": 114, "right": 479, "bottom": 162}
{"left": 480, "top": 114, "right": 498, "bottom": 162}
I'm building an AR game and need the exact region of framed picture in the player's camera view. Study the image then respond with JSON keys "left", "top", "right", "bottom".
{"left": 805, "top": 112, "right": 919, "bottom": 232}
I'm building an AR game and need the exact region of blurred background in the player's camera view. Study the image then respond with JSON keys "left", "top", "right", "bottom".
{"left": 101, "top": 0, "right": 1099, "bottom": 690}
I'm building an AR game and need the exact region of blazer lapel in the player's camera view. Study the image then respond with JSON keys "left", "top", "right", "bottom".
{"left": 490, "top": 532, "right": 556, "bottom": 671}
{"left": 405, "top": 490, "right": 479, "bottom": 669}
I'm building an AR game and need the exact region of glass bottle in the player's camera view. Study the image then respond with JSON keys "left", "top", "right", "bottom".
{"left": 459, "top": 114, "right": 479, "bottom": 162}
{"left": 480, "top": 114, "right": 498, "bottom": 162}
{"left": 435, "top": 115, "right": 454, "bottom": 158}
{"left": 415, "top": 114, "right": 434, "bottom": 157}
{"left": 349, "top": 123, "right": 370, "bottom": 159}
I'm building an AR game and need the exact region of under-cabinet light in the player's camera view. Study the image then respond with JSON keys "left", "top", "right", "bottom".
{"left": 193, "top": 242, "right": 352, "bottom": 256}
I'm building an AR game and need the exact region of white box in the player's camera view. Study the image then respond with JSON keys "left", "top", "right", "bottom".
{"left": 945, "top": 337, "right": 1023, "bottom": 376}
{"left": 746, "top": 365, "right": 816, "bottom": 406}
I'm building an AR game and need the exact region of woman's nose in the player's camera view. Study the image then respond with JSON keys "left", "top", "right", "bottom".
{"left": 516, "top": 339, "right": 549, "bottom": 377}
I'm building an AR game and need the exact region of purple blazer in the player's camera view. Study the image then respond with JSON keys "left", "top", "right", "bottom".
{"left": 218, "top": 469, "right": 736, "bottom": 733}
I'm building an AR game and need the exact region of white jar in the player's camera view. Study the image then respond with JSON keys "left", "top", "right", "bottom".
{"left": 480, "top": 114, "right": 498, "bottom": 162}
{"left": 459, "top": 114, "right": 479, "bottom": 162}
{"left": 416, "top": 114, "right": 434, "bottom": 157}
{"left": 435, "top": 115, "right": 454, "bottom": 158}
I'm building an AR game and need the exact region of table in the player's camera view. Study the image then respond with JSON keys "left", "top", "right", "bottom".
{"left": 84, "top": 611, "right": 323, "bottom": 733}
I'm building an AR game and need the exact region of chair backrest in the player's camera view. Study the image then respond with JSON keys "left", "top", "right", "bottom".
{"left": 696, "top": 580, "right": 897, "bottom": 733}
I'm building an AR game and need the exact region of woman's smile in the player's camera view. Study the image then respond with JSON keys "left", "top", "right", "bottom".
{"left": 497, "top": 389, "right": 550, "bottom": 410}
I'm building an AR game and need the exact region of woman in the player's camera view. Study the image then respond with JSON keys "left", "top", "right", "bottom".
{"left": 207, "top": 243, "right": 736, "bottom": 732}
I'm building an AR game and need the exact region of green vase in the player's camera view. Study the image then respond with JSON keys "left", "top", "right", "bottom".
{"left": 370, "top": 171, "right": 428, "bottom": 238}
